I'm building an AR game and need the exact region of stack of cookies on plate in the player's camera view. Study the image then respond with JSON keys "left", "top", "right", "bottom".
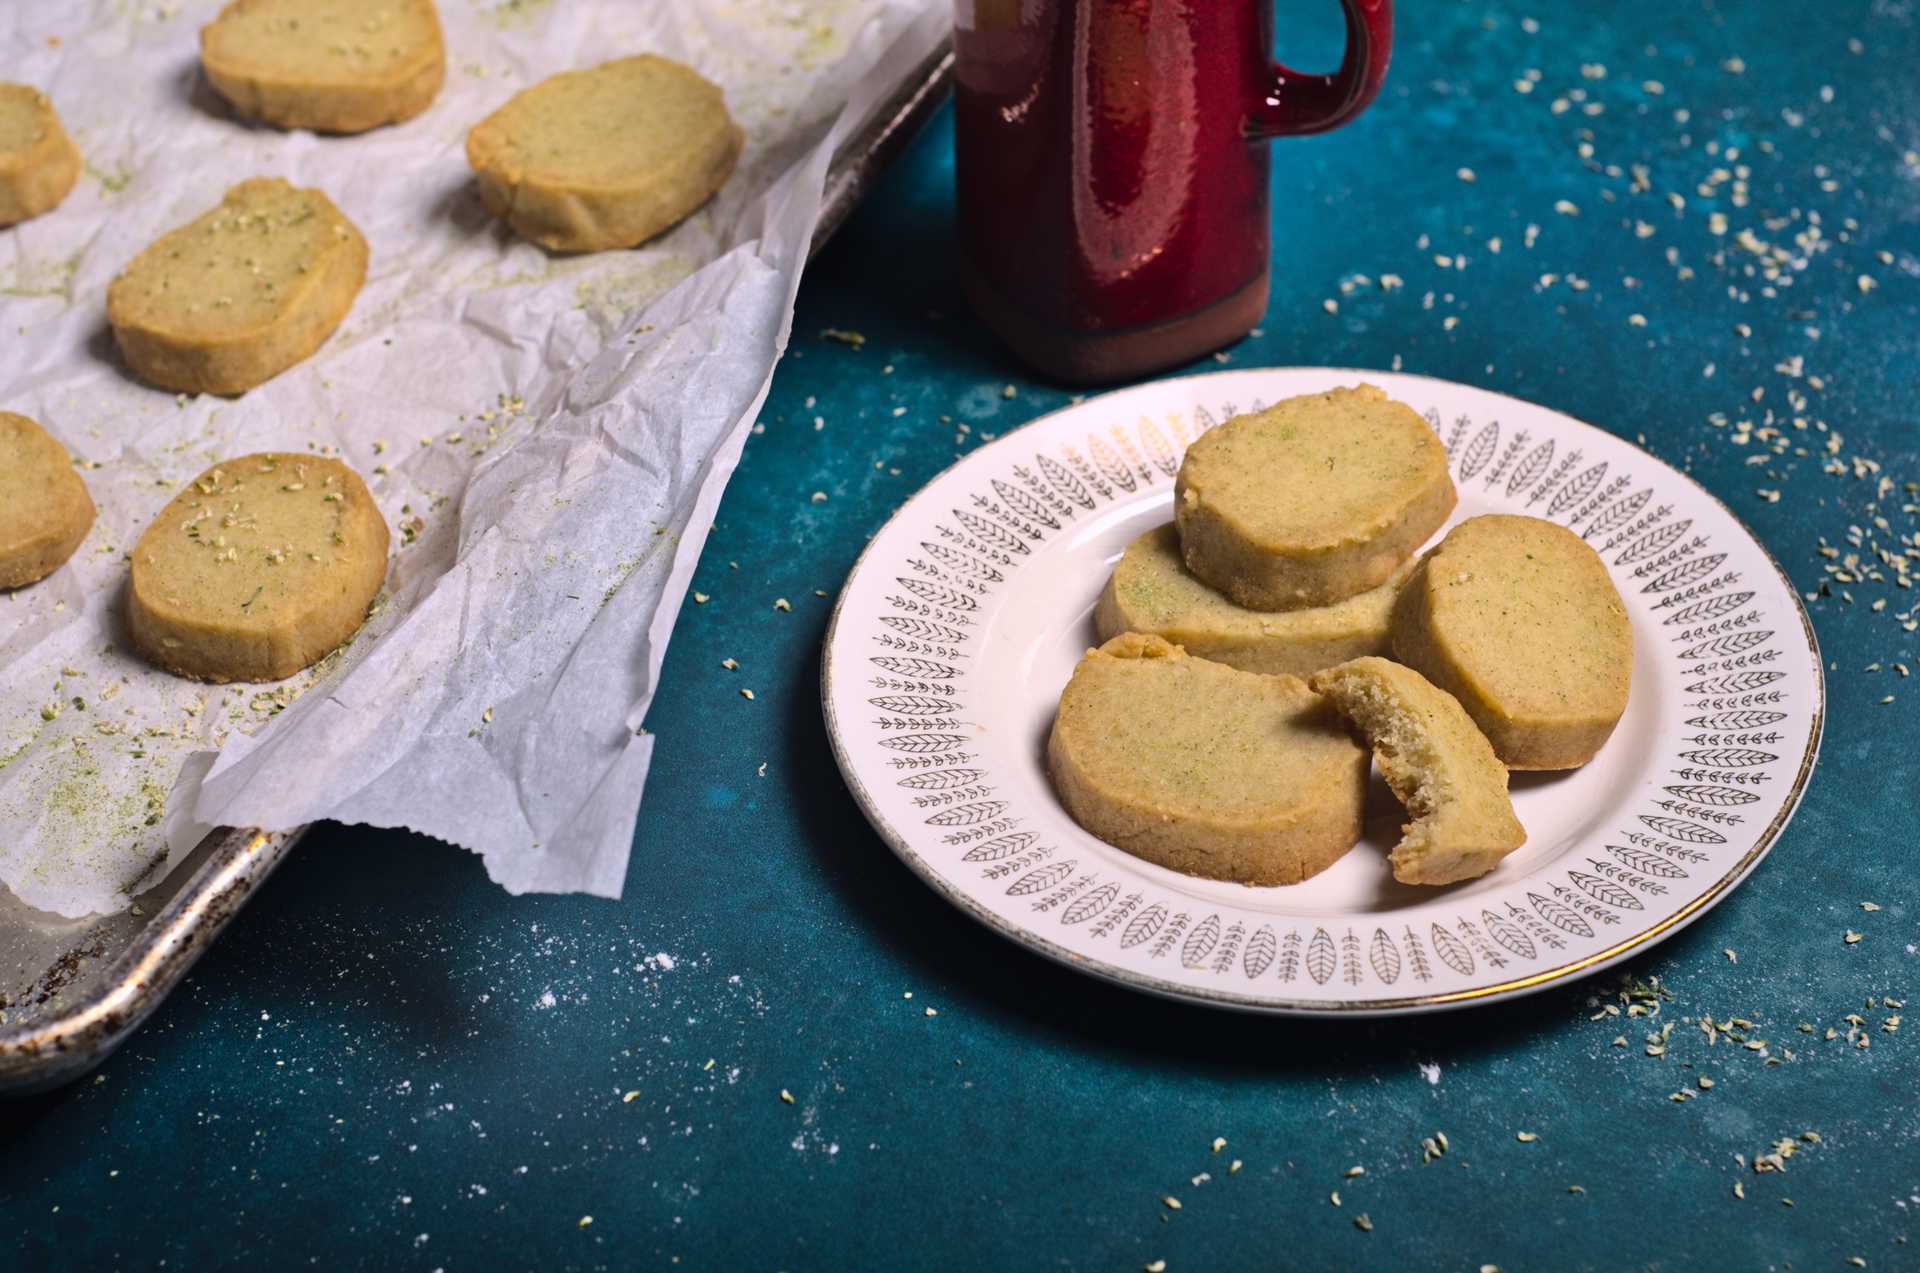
{"left": 1048, "top": 385, "right": 1633, "bottom": 888}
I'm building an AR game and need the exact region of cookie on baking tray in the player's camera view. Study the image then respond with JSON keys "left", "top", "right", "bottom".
{"left": 107, "top": 177, "right": 368, "bottom": 396}
{"left": 0, "top": 412, "right": 95, "bottom": 590}
{"left": 200, "top": 0, "right": 446, "bottom": 134}
{"left": 0, "top": 83, "right": 81, "bottom": 226}
{"left": 129, "top": 453, "right": 389, "bottom": 683}
{"left": 466, "top": 54, "right": 743, "bottom": 253}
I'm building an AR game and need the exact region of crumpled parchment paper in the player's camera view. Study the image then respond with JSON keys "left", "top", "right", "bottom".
{"left": 0, "top": 0, "right": 948, "bottom": 917}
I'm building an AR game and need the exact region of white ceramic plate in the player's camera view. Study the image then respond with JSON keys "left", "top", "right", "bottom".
{"left": 822, "top": 369, "right": 1823, "bottom": 1015}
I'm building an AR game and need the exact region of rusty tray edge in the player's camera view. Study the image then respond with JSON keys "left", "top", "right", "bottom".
{"left": 0, "top": 828, "right": 305, "bottom": 1095}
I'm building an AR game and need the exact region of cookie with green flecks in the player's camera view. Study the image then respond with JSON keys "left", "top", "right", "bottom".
{"left": 466, "top": 54, "right": 742, "bottom": 253}
{"left": 1391, "top": 514, "right": 1631, "bottom": 770}
{"left": 0, "top": 412, "right": 94, "bottom": 589}
{"left": 129, "top": 453, "right": 389, "bottom": 682}
{"left": 1174, "top": 384, "right": 1456, "bottom": 611}
{"left": 106, "top": 177, "right": 368, "bottom": 395}
{"left": 200, "top": 0, "right": 446, "bottom": 134}
{"left": 1048, "top": 633, "right": 1368, "bottom": 886}
{"left": 1095, "top": 523, "right": 1414, "bottom": 677}
{"left": 0, "top": 83, "right": 80, "bottom": 226}
{"left": 1310, "top": 656, "right": 1526, "bottom": 886}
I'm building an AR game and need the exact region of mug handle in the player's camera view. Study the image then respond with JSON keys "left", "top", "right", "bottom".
{"left": 1245, "top": 0, "right": 1393, "bottom": 139}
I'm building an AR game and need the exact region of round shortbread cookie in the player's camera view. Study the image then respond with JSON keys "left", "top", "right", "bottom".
{"left": 466, "top": 54, "right": 743, "bottom": 253}
{"left": 129, "top": 453, "right": 389, "bottom": 683}
{"left": 1047, "top": 633, "right": 1368, "bottom": 887}
{"left": 1174, "top": 384, "right": 1456, "bottom": 611}
{"left": 0, "top": 412, "right": 94, "bottom": 589}
{"left": 201, "top": 0, "right": 446, "bottom": 134}
{"left": 0, "top": 83, "right": 81, "bottom": 226}
{"left": 1310, "top": 656, "right": 1526, "bottom": 887}
{"left": 1391, "top": 514, "right": 1632, "bottom": 770}
{"left": 107, "top": 178, "right": 368, "bottom": 396}
{"left": 1095, "top": 523, "right": 1413, "bottom": 678}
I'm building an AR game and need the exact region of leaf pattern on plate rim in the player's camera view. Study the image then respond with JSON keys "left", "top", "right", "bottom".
{"left": 1277, "top": 930, "right": 1302, "bottom": 983}
{"left": 1569, "top": 871, "right": 1645, "bottom": 911}
{"left": 1431, "top": 924, "right": 1474, "bottom": 976}
{"left": 1547, "top": 460, "right": 1607, "bottom": 517}
{"left": 1581, "top": 487, "right": 1651, "bottom": 540}
{"left": 1062, "top": 882, "right": 1119, "bottom": 925}
{"left": 1369, "top": 928, "right": 1402, "bottom": 984}
{"left": 1507, "top": 438, "right": 1556, "bottom": 496}
{"left": 1402, "top": 927, "right": 1435, "bottom": 982}
{"left": 1529, "top": 891, "right": 1595, "bottom": 939}
{"left": 1662, "top": 590, "right": 1754, "bottom": 626}
{"left": 1306, "top": 928, "right": 1337, "bottom": 984}
{"left": 1120, "top": 903, "right": 1166, "bottom": 950}
{"left": 1006, "top": 861, "right": 1075, "bottom": 896}
{"left": 1639, "top": 815, "right": 1729, "bottom": 844}
{"left": 1456, "top": 420, "right": 1500, "bottom": 480}
{"left": 1183, "top": 914, "right": 1222, "bottom": 969}
{"left": 1482, "top": 910, "right": 1536, "bottom": 960}
{"left": 835, "top": 387, "right": 1813, "bottom": 1011}
{"left": 1243, "top": 926, "right": 1277, "bottom": 979}
{"left": 1662, "top": 784, "right": 1760, "bottom": 806}
{"left": 1604, "top": 844, "right": 1690, "bottom": 879}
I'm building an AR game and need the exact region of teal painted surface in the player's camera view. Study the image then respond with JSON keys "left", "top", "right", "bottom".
{"left": 5, "top": 2, "right": 1919, "bottom": 1268}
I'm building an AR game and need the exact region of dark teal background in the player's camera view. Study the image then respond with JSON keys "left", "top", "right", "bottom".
{"left": 6, "top": 2, "right": 1918, "bottom": 1269}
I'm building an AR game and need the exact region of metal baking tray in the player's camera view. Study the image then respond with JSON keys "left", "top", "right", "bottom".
{"left": 0, "top": 38, "right": 954, "bottom": 1097}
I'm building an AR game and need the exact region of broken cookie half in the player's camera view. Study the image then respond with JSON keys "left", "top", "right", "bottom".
{"left": 1309, "top": 656, "right": 1526, "bottom": 886}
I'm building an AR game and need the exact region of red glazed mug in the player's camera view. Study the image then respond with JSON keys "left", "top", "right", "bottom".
{"left": 953, "top": 0, "right": 1393, "bottom": 383}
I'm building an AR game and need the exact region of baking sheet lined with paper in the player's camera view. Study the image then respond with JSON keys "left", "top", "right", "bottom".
{"left": 0, "top": 0, "right": 948, "bottom": 918}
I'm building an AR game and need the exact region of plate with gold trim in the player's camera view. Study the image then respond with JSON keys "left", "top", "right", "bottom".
{"left": 821, "top": 369, "right": 1823, "bottom": 1015}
